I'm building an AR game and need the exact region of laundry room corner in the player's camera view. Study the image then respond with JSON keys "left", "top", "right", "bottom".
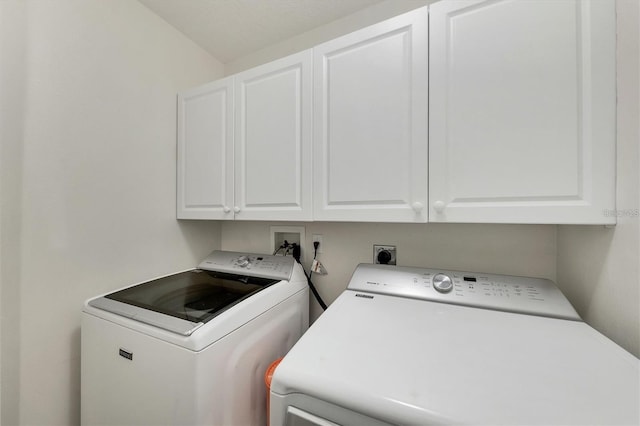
{"left": 556, "top": 0, "right": 640, "bottom": 358}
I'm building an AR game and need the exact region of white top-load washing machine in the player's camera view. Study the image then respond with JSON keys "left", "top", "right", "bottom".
{"left": 82, "top": 250, "right": 309, "bottom": 426}
{"left": 270, "top": 264, "right": 639, "bottom": 426}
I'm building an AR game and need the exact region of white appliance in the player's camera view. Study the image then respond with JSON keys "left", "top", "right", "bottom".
{"left": 82, "top": 250, "right": 309, "bottom": 426}
{"left": 270, "top": 264, "right": 639, "bottom": 425}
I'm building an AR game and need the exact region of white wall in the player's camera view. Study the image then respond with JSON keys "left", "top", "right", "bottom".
{"left": 221, "top": 221, "right": 557, "bottom": 322}
{"left": 557, "top": 0, "right": 640, "bottom": 357}
{"left": 0, "top": 3, "right": 25, "bottom": 423}
{"left": 0, "top": 1, "right": 223, "bottom": 424}
{"left": 224, "top": 0, "right": 433, "bottom": 75}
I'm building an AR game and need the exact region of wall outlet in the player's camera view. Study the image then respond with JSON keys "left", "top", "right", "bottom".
{"left": 373, "top": 245, "right": 396, "bottom": 265}
{"left": 270, "top": 226, "right": 305, "bottom": 259}
{"left": 312, "top": 234, "right": 323, "bottom": 253}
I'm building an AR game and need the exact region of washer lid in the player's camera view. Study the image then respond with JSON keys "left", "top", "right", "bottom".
{"left": 89, "top": 269, "right": 278, "bottom": 335}
{"left": 272, "top": 290, "right": 640, "bottom": 425}
{"left": 87, "top": 251, "right": 294, "bottom": 336}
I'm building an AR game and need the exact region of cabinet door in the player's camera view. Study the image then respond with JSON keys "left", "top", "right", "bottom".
{"left": 313, "top": 7, "right": 429, "bottom": 222}
{"left": 234, "top": 50, "right": 313, "bottom": 221}
{"left": 429, "top": 0, "right": 616, "bottom": 224}
{"left": 177, "top": 78, "right": 234, "bottom": 219}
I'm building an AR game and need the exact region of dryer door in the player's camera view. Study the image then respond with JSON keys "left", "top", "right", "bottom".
{"left": 285, "top": 407, "right": 339, "bottom": 426}
{"left": 270, "top": 393, "right": 391, "bottom": 426}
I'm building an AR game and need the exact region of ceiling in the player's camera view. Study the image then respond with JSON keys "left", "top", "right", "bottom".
{"left": 138, "top": 0, "right": 388, "bottom": 64}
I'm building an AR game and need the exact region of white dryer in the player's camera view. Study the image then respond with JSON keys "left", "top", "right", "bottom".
{"left": 270, "top": 264, "right": 639, "bottom": 425}
{"left": 82, "top": 250, "right": 309, "bottom": 426}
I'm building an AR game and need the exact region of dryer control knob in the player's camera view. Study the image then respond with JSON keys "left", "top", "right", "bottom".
{"left": 236, "top": 256, "right": 250, "bottom": 267}
{"left": 433, "top": 273, "right": 453, "bottom": 294}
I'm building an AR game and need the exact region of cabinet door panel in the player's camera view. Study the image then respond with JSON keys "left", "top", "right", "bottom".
{"left": 314, "top": 7, "right": 429, "bottom": 222}
{"left": 177, "top": 78, "right": 234, "bottom": 219}
{"left": 429, "top": 0, "right": 615, "bottom": 224}
{"left": 235, "top": 50, "right": 312, "bottom": 221}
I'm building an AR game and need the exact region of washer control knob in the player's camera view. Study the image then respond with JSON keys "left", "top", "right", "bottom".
{"left": 236, "top": 255, "right": 250, "bottom": 267}
{"left": 433, "top": 201, "right": 446, "bottom": 213}
{"left": 433, "top": 273, "right": 453, "bottom": 293}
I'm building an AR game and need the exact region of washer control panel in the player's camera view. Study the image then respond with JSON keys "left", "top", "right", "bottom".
{"left": 347, "top": 264, "right": 580, "bottom": 320}
{"left": 197, "top": 250, "right": 294, "bottom": 281}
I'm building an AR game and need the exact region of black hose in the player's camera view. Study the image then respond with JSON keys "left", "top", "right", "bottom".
{"left": 292, "top": 244, "right": 328, "bottom": 310}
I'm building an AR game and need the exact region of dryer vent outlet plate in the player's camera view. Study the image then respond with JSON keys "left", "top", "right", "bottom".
{"left": 271, "top": 225, "right": 305, "bottom": 260}
{"left": 374, "top": 245, "right": 396, "bottom": 265}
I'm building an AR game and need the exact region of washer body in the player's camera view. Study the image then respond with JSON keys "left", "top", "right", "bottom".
{"left": 270, "top": 264, "right": 639, "bottom": 425}
{"left": 82, "top": 251, "right": 309, "bottom": 426}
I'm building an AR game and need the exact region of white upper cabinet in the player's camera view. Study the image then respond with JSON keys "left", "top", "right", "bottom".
{"left": 177, "top": 50, "right": 312, "bottom": 221}
{"left": 429, "top": 0, "right": 616, "bottom": 224}
{"left": 177, "top": 78, "right": 234, "bottom": 220}
{"left": 234, "top": 50, "right": 313, "bottom": 221}
{"left": 313, "top": 7, "right": 429, "bottom": 222}
{"left": 178, "top": 1, "right": 616, "bottom": 224}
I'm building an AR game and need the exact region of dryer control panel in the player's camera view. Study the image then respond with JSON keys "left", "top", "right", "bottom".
{"left": 198, "top": 250, "right": 294, "bottom": 281}
{"left": 348, "top": 264, "right": 580, "bottom": 320}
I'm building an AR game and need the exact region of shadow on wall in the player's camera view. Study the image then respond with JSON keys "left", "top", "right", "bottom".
{"left": 176, "top": 220, "right": 222, "bottom": 259}
{"left": 70, "top": 327, "right": 81, "bottom": 425}
{"left": 557, "top": 226, "right": 616, "bottom": 318}
{"left": 557, "top": 222, "right": 640, "bottom": 357}
{"left": 0, "top": 1, "right": 28, "bottom": 425}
